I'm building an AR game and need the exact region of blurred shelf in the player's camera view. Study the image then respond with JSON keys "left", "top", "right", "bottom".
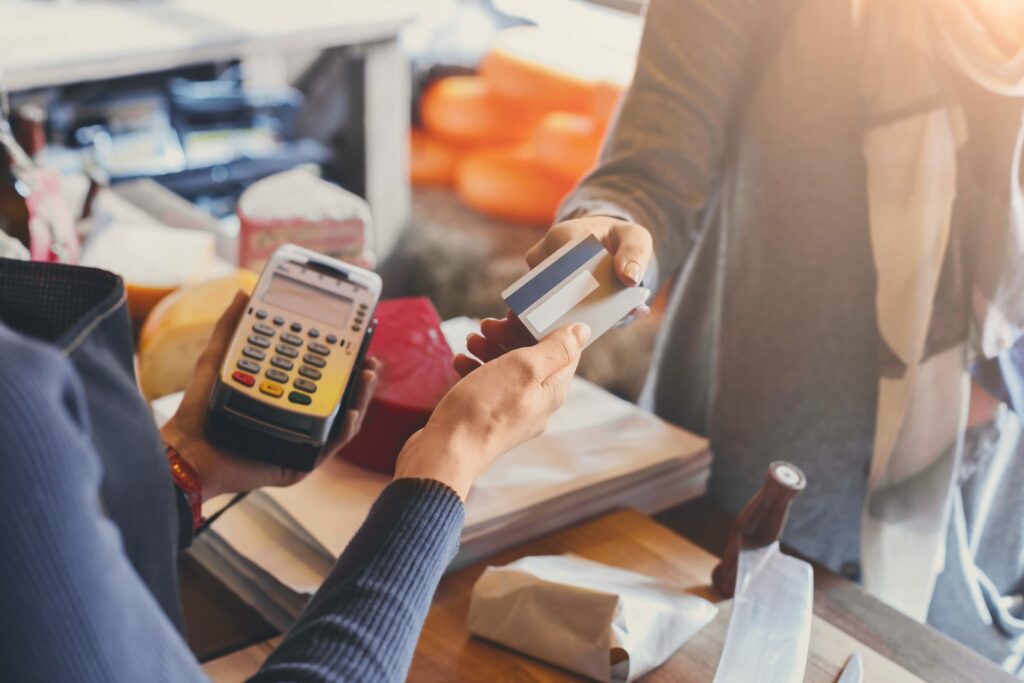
{"left": 0, "top": 0, "right": 411, "bottom": 91}
{"left": 1, "top": 0, "right": 415, "bottom": 261}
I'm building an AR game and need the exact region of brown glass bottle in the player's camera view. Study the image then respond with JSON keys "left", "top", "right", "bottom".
{"left": 0, "top": 133, "right": 31, "bottom": 249}
{"left": 711, "top": 460, "right": 807, "bottom": 597}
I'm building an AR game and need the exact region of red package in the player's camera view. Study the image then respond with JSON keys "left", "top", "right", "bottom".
{"left": 340, "top": 297, "right": 460, "bottom": 473}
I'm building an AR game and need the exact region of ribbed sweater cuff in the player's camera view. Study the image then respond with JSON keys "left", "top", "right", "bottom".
{"left": 352, "top": 477, "right": 465, "bottom": 565}
{"left": 372, "top": 477, "right": 464, "bottom": 530}
{"left": 310, "top": 476, "right": 465, "bottom": 612}
{"left": 253, "top": 477, "right": 465, "bottom": 682}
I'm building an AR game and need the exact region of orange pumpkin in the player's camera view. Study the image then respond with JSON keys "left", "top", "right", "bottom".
{"left": 420, "top": 75, "right": 542, "bottom": 145}
{"left": 456, "top": 145, "right": 577, "bottom": 226}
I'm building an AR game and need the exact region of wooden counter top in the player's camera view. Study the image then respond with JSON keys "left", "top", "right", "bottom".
{"left": 197, "top": 507, "right": 1014, "bottom": 682}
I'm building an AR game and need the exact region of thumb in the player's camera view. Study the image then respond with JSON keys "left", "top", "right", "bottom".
{"left": 609, "top": 224, "right": 653, "bottom": 287}
{"left": 196, "top": 290, "right": 249, "bottom": 373}
{"left": 529, "top": 323, "right": 590, "bottom": 381}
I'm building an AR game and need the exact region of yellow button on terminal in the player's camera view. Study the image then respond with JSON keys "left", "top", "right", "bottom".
{"left": 259, "top": 380, "right": 284, "bottom": 398}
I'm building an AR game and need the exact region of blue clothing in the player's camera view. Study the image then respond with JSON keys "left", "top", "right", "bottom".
{"left": 0, "top": 258, "right": 465, "bottom": 682}
{"left": 0, "top": 260, "right": 188, "bottom": 625}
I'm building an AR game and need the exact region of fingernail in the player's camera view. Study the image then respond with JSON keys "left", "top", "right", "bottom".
{"left": 624, "top": 261, "right": 641, "bottom": 285}
{"left": 636, "top": 303, "right": 652, "bottom": 316}
{"left": 571, "top": 323, "right": 591, "bottom": 346}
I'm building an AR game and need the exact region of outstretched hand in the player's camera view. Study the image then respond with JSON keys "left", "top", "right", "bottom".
{"left": 453, "top": 310, "right": 536, "bottom": 377}
{"left": 527, "top": 215, "right": 654, "bottom": 287}
{"left": 395, "top": 322, "right": 590, "bottom": 500}
{"left": 456, "top": 215, "right": 653, "bottom": 375}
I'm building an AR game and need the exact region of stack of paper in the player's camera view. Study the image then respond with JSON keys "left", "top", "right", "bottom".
{"left": 155, "top": 318, "right": 710, "bottom": 630}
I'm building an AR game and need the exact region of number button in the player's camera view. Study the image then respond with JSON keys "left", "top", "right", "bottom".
{"left": 266, "top": 368, "right": 289, "bottom": 383}
{"left": 294, "top": 378, "right": 317, "bottom": 394}
{"left": 308, "top": 341, "right": 330, "bottom": 356}
{"left": 271, "top": 356, "right": 294, "bottom": 371}
{"left": 282, "top": 332, "right": 303, "bottom": 346}
{"left": 253, "top": 323, "right": 275, "bottom": 337}
{"left": 242, "top": 346, "right": 266, "bottom": 361}
{"left": 237, "top": 358, "right": 260, "bottom": 373}
{"left": 259, "top": 381, "right": 284, "bottom": 398}
{"left": 298, "top": 365, "right": 322, "bottom": 380}
{"left": 276, "top": 343, "right": 299, "bottom": 359}
{"left": 231, "top": 370, "right": 255, "bottom": 387}
{"left": 288, "top": 391, "right": 312, "bottom": 405}
{"left": 247, "top": 334, "right": 271, "bottom": 349}
{"left": 303, "top": 353, "right": 326, "bottom": 368}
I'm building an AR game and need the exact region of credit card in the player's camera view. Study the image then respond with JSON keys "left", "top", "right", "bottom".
{"left": 502, "top": 234, "right": 649, "bottom": 347}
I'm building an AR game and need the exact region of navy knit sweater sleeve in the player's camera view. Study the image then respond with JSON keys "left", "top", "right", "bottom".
{"left": 0, "top": 328, "right": 465, "bottom": 683}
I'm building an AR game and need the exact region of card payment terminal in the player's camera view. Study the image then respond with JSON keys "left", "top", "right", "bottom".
{"left": 207, "top": 243, "right": 381, "bottom": 471}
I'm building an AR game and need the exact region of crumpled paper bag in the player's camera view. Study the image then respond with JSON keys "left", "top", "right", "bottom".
{"left": 466, "top": 554, "right": 718, "bottom": 683}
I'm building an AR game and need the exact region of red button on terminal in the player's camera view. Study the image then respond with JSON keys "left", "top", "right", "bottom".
{"left": 231, "top": 370, "right": 255, "bottom": 387}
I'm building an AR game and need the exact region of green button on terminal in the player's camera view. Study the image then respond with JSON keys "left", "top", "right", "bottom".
{"left": 288, "top": 391, "right": 312, "bottom": 405}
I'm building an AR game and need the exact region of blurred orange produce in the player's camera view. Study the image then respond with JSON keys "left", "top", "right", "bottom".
{"left": 411, "top": 26, "right": 630, "bottom": 227}
{"left": 420, "top": 75, "right": 543, "bottom": 145}
{"left": 456, "top": 145, "right": 577, "bottom": 225}
{"left": 533, "top": 111, "right": 604, "bottom": 180}
{"left": 410, "top": 129, "right": 463, "bottom": 187}
{"left": 479, "top": 47, "right": 594, "bottom": 114}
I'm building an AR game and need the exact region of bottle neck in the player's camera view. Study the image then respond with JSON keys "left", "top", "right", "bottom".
{"left": 15, "top": 117, "right": 44, "bottom": 159}
{"left": 0, "top": 142, "right": 15, "bottom": 181}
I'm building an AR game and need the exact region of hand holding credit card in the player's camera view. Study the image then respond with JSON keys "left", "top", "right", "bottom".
{"left": 502, "top": 234, "right": 651, "bottom": 347}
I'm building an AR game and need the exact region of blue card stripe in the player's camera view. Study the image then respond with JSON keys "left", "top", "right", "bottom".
{"left": 505, "top": 235, "right": 605, "bottom": 314}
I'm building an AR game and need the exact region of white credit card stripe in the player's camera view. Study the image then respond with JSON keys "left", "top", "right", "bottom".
{"left": 524, "top": 268, "right": 600, "bottom": 333}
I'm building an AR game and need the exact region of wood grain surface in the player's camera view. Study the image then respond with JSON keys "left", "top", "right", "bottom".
{"left": 203, "top": 510, "right": 933, "bottom": 682}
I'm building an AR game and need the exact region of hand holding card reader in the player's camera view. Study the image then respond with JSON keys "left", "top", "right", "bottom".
{"left": 207, "top": 244, "right": 381, "bottom": 471}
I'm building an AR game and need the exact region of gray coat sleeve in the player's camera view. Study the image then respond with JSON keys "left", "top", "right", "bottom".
{"left": 558, "top": 0, "right": 761, "bottom": 291}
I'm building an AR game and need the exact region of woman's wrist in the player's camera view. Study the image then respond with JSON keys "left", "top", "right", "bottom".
{"left": 393, "top": 425, "right": 480, "bottom": 501}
